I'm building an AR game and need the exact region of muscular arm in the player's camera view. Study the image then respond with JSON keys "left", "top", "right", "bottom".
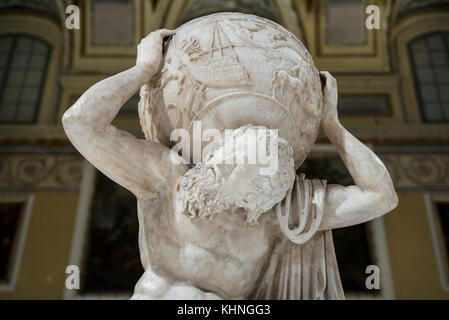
{"left": 62, "top": 30, "right": 176, "bottom": 200}
{"left": 318, "top": 72, "right": 398, "bottom": 230}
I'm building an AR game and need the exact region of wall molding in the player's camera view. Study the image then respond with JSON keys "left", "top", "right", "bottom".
{"left": 0, "top": 153, "right": 83, "bottom": 192}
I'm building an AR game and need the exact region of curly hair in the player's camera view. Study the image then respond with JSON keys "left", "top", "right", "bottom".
{"left": 177, "top": 125, "right": 295, "bottom": 224}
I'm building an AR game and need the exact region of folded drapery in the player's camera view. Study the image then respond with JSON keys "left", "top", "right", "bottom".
{"left": 250, "top": 174, "right": 345, "bottom": 300}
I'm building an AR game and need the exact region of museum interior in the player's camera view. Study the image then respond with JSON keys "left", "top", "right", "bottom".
{"left": 0, "top": 0, "right": 449, "bottom": 300}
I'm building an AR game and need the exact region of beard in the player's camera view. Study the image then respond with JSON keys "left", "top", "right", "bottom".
{"left": 177, "top": 163, "right": 233, "bottom": 220}
{"left": 176, "top": 126, "right": 295, "bottom": 224}
{"left": 177, "top": 162, "right": 294, "bottom": 224}
{"left": 176, "top": 163, "right": 289, "bottom": 225}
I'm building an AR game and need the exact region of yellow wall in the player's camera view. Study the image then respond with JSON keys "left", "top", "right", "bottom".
{"left": 384, "top": 192, "right": 449, "bottom": 299}
{"left": 0, "top": 193, "right": 78, "bottom": 300}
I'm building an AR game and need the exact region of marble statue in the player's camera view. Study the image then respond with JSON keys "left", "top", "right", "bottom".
{"left": 62, "top": 13, "right": 398, "bottom": 300}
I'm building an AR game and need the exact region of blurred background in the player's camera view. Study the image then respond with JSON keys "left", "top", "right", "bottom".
{"left": 0, "top": 0, "right": 449, "bottom": 300}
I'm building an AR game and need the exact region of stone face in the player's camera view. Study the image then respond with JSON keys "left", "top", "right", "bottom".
{"left": 139, "top": 12, "right": 323, "bottom": 168}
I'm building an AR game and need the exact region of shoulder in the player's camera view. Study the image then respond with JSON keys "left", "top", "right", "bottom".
{"left": 140, "top": 139, "right": 189, "bottom": 186}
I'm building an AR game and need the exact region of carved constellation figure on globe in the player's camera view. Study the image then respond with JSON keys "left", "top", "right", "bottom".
{"left": 63, "top": 13, "right": 398, "bottom": 300}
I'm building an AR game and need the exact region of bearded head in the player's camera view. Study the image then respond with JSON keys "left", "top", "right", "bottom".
{"left": 177, "top": 125, "right": 295, "bottom": 224}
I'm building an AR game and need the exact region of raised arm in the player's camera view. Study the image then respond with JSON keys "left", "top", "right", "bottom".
{"left": 62, "top": 30, "right": 176, "bottom": 200}
{"left": 318, "top": 72, "right": 398, "bottom": 230}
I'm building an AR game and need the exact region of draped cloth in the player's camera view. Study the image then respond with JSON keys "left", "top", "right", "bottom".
{"left": 249, "top": 174, "right": 345, "bottom": 300}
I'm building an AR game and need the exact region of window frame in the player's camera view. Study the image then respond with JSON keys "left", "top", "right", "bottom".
{"left": 0, "top": 13, "right": 61, "bottom": 125}
{"left": 0, "top": 33, "right": 52, "bottom": 124}
{"left": 71, "top": 0, "right": 143, "bottom": 73}
{"left": 86, "top": 0, "right": 139, "bottom": 51}
{"left": 313, "top": 0, "right": 391, "bottom": 73}
{"left": 394, "top": 11, "right": 449, "bottom": 123}
{"left": 408, "top": 31, "right": 449, "bottom": 123}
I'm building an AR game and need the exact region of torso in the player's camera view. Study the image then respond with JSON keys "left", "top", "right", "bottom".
{"left": 136, "top": 175, "right": 280, "bottom": 299}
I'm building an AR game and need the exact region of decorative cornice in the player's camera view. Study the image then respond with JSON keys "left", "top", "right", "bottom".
{"left": 381, "top": 153, "right": 449, "bottom": 191}
{"left": 303, "top": 152, "right": 449, "bottom": 191}
{"left": 0, "top": 152, "right": 83, "bottom": 192}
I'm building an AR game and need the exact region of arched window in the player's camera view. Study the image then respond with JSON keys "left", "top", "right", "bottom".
{"left": 408, "top": 32, "right": 449, "bottom": 122}
{"left": 0, "top": 34, "right": 51, "bottom": 123}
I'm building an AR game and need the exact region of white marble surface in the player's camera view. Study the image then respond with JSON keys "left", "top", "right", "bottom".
{"left": 62, "top": 13, "right": 398, "bottom": 300}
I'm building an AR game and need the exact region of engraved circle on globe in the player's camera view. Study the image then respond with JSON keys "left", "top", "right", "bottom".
{"left": 139, "top": 12, "right": 323, "bottom": 168}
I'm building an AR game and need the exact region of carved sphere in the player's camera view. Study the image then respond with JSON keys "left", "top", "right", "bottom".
{"left": 139, "top": 13, "right": 323, "bottom": 168}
